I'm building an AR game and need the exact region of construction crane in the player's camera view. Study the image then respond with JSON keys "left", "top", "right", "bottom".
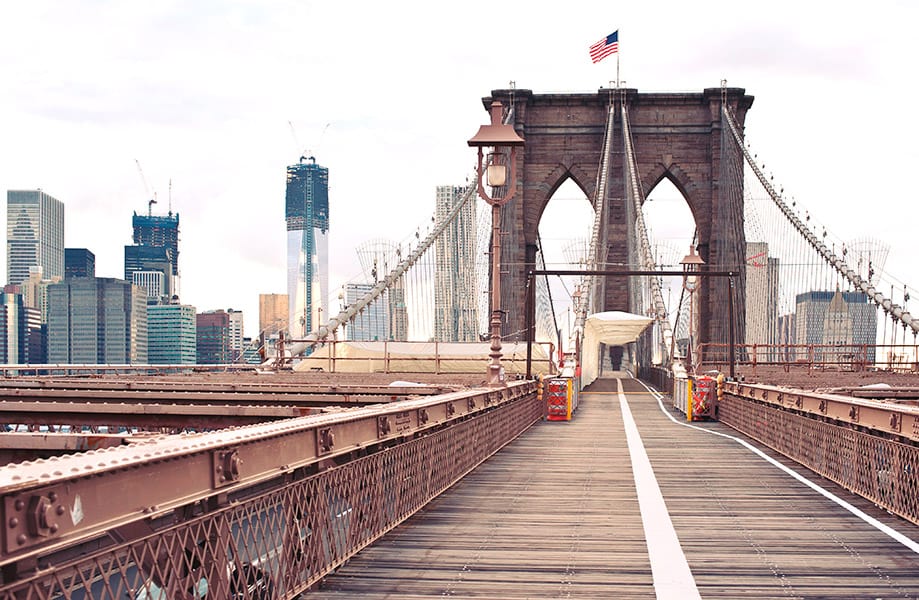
{"left": 135, "top": 159, "right": 157, "bottom": 216}
{"left": 288, "top": 121, "right": 330, "bottom": 163}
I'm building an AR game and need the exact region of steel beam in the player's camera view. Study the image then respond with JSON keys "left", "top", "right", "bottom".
{"left": 0, "top": 381, "right": 535, "bottom": 569}
{"left": 723, "top": 381, "right": 919, "bottom": 443}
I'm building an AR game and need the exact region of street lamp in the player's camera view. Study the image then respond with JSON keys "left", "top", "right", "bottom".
{"left": 468, "top": 100, "right": 525, "bottom": 386}
{"left": 680, "top": 246, "right": 705, "bottom": 373}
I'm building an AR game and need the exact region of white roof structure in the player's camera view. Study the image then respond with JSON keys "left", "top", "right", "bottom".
{"left": 581, "top": 311, "right": 653, "bottom": 387}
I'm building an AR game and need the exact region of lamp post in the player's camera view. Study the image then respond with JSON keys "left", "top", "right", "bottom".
{"left": 468, "top": 101, "right": 525, "bottom": 386}
{"left": 680, "top": 246, "right": 704, "bottom": 374}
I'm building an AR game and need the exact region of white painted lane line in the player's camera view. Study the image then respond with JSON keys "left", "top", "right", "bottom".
{"left": 617, "top": 379, "right": 701, "bottom": 599}
{"left": 635, "top": 377, "right": 919, "bottom": 555}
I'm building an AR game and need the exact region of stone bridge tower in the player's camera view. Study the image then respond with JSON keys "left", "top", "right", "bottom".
{"left": 483, "top": 87, "right": 754, "bottom": 348}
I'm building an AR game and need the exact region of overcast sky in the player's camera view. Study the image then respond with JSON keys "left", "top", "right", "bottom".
{"left": 1, "top": 1, "right": 915, "bottom": 338}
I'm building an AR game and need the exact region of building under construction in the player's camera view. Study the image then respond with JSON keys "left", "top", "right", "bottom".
{"left": 286, "top": 157, "right": 329, "bottom": 340}
{"left": 125, "top": 211, "right": 180, "bottom": 302}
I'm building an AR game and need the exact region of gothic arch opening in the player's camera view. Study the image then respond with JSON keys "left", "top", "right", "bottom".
{"left": 643, "top": 177, "right": 696, "bottom": 356}
{"left": 537, "top": 178, "right": 594, "bottom": 343}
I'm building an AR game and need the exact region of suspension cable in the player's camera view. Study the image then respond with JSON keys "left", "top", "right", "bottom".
{"left": 621, "top": 102, "right": 675, "bottom": 360}
{"left": 271, "top": 107, "right": 520, "bottom": 364}
{"left": 572, "top": 104, "right": 615, "bottom": 335}
{"left": 722, "top": 104, "right": 919, "bottom": 336}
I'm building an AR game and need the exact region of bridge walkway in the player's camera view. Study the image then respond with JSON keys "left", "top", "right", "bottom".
{"left": 310, "top": 376, "right": 919, "bottom": 599}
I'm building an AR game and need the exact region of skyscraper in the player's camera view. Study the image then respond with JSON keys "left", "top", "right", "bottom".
{"left": 131, "top": 271, "right": 166, "bottom": 302}
{"left": 47, "top": 278, "right": 148, "bottom": 364}
{"left": 0, "top": 293, "right": 43, "bottom": 364}
{"left": 258, "top": 293, "right": 288, "bottom": 337}
{"left": 744, "top": 241, "right": 779, "bottom": 355}
{"left": 795, "top": 289, "right": 877, "bottom": 362}
{"left": 343, "top": 283, "right": 389, "bottom": 341}
{"left": 196, "top": 310, "right": 231, "bottom": 364}
{"left": 355, "top": 240, "right": 407, "bottom": 341}
{"left": 125, "top": 211, "right": 180, "bottom": 302}
{"left": 19, "top": 266, "right": 61, "bottom": 325}
{"left": 6, "top": 190, "right": 65, "bottom": 286}
{"left": 148, "top": 303, "right": 197, "bottom": 364}
{"left": 227, "top": 309, "right": 244, "bottom": 361}
{"left": 286, "top": 157, "right": 329, "bottom": 340}
{"left": 433, "top": 185, "right": 478, "bottom": 341}
{"left": 64, "top": 248, "right": 95, "bottom": 279}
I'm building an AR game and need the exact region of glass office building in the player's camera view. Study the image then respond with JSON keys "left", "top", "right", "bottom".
{"left": 47, "top": 278, "right": 148, "bottom": 364}
{"left": 64, "top": 248, "right": 95, "bottom": 279}
{"left": 794, "top": 289, "right": 877, "bottom": 362}
{"left": 286, "top": 157, "right": 329, "bottom": 340}
{"left": 6, "top": 190, "right": 64, "bottom": 286}
{"left": 433, "top": 185, "right": 478, "bottom": 341}
{"left": 148, "top": 304, "right": 197, "bottom": 364}
{"left": 343, "top": 283, "right": 389, "bottom": 341}
{"left": 0, "top": 293, "right": 43, "bottom": 364}
{"left": 196, "top": 310, "right": 231, "bottom": 364}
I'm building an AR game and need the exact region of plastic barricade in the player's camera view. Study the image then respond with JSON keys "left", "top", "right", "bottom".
{"left": 545, "top": 376, "right": 574, "bottom": 421}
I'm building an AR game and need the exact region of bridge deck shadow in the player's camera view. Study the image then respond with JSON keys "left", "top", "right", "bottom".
{"left": 311, "top": 377, "right": 919, "bottom": 599}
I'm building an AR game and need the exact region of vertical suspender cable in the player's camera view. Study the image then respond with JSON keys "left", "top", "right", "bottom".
{"left": 621, "top": 102, "right": 675, "bottom": 361}
{"left": 722, "top": 104, "right": 919, "bottom": 337}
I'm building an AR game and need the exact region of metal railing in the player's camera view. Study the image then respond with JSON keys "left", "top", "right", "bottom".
{"left": 0, "top": 382, "right": 540, "bottom": 598}
{"left": 719, "top": 381, "right": 919, "bottom": 525}
{"left": 699, "top": 343, "right": 919, "bottom": 373}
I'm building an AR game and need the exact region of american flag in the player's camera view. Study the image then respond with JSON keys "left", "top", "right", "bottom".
{"left": 589, "top": 30, "right": 619, "bottom": 64}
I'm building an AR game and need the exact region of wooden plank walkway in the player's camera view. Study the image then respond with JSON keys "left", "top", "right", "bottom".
{"left": 310, "top": 376, "right": 919, "bottom": 599}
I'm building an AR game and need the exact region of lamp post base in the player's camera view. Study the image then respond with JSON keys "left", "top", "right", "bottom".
{"left": 486, "top": 309, "right": 506, "bottom": 387}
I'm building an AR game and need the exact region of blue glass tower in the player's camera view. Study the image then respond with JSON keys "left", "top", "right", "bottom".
{"left": 286, "top": 157, "right": 329, "bottom": 339}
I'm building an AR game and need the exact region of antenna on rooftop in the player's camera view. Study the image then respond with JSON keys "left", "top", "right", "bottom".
{"left": 168, "top": 178, "right": 173, "bottom": 216}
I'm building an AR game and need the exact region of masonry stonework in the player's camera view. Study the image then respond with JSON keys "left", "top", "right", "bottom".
{"left": 480, "top": 87, "right": 754, "bottom": 348}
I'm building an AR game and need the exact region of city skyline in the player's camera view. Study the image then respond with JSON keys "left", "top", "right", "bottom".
{"left": 1, "top": 2, "right": 916, "bottom": 338}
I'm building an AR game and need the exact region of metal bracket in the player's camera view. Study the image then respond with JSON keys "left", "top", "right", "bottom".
{"left": 213, "top": 448, "right": 242, "bottom": 488}
{"left": 377, "top": 416, "right": 391, "bottom": 438}
{"left": 4, "top": 488, "right": 67, "bottom": 553}
{"left": 317, "top": 427, "right": 335, "bottom": 455}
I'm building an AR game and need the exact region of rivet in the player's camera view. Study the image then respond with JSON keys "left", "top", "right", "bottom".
{"left": 16, "top": 534, "right": 26, "bottom": 545}
{"left": 9, "top": 517, "right": 19, "bottom": 528}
